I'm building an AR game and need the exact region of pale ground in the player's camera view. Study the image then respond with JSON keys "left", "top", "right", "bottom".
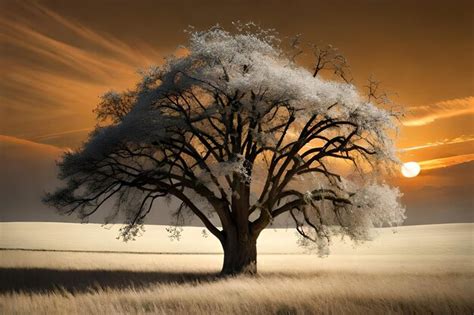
{"left": 0, "top": 223, "right": 473, "bottom": 314}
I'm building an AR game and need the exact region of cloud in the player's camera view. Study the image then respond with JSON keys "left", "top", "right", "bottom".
{"left": 0, "top": 2, "right": 162, "bottom": 139}
{"left": 31, "top": 128, "right": 93, "bottom": 142}
{"left": 400, "top": 135, "right": 474, "bottom": 152}
{"left": 25, "top": 2, "right": 160, "bottom": 65}
{"left": 402, "top": 96, "right": 474, "bottom": 127}
{"left": 0, "top": 134, "right": 64, "bottom": 155}
{"left": 419, "top": 153, "right": 474, "bottom": 171}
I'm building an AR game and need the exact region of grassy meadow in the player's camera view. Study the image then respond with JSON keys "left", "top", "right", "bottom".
{"left": 0, "top": 223, "right": 473, "bottom": 314}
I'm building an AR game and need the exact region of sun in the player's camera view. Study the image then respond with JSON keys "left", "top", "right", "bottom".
{"left": 401, "top": 162, "right": 421, "bottom": 178}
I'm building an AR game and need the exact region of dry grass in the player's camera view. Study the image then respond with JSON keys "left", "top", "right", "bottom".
{"left": 0, "top": 252, "right": 473, "bottom": 314}
{"left": 1, "top": 223, "right": 473, "bottom": 314}
{"left": 0, "top": 269, "right": 472, "bottom": 314}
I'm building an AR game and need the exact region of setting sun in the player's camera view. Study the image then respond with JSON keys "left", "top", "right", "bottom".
{"left": 401, "top": 162, "right": 421, "bottom": 178}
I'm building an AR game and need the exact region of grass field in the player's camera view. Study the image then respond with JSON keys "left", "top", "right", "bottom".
{"left": 0, "top": 223, "right": 473, "bottom": 314}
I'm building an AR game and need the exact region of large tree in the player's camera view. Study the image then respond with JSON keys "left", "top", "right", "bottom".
{"left": 44, "top": 24, "right": 405, "bottom": 275}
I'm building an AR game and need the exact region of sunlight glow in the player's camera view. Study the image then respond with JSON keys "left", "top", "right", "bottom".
{"left": 401, "top": 162, "right": 421, "bottom": 178}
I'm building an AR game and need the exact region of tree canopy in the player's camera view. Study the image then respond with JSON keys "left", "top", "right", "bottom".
{"left": 44, "top": 23, "right": 405, "bottom": 274}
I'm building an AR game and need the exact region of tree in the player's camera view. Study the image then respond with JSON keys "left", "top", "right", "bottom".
{"left": 44, "top": 23, "right": 405, "bottom": 275}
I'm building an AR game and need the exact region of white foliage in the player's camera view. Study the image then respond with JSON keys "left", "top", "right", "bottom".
{"left": 79, "top": 23, "right": 398, "bottom": 170}
{"left": 349, "top": 183, "right": 406, "bottom": 230}
{"left": 47, "top": 23, "right": 405, "bottom": 251}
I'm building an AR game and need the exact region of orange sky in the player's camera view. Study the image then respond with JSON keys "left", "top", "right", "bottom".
{"left": 0, "top": 0, "right": 472, "bottom": 224}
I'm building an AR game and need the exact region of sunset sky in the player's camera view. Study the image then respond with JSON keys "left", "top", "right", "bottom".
{"left": 1, "top": 0, "right": 472, "bottom": 224}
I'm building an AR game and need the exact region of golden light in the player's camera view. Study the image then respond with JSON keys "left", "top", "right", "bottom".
{"left": 401, "top": 162, "right": 421, "bottom": 178}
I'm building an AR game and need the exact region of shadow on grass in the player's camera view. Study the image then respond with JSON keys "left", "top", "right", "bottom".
{"left": 0, "top": 268, "right": 219, "bottom": 293}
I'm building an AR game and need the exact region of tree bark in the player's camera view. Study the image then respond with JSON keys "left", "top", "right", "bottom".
{"left": 220, "top": 229, "right": 257, "bottom": 275}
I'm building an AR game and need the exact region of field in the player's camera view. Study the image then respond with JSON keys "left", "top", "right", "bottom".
{"left": 0, "top": 223, "right": 473, "bottom": 314}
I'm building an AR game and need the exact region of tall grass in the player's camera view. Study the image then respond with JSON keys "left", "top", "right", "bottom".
{"left": 1, "top": 251, "right": 473, "bottom": 314}
{"left": 1, "top": 271, "right": 472, "bottom": 314}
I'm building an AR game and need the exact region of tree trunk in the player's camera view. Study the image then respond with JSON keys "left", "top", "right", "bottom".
{"left": 220, "top": 230, "right": 257, "bottom": 276}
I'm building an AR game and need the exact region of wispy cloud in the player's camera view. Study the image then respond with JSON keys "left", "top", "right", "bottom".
{"left": 419, "top": 154, "right": 474, "bottom": 171}
{"left": 27, "top": 2, "right": 159, "bottom": 65}
{"left": 0, "top": 134, "right": 64, "bottom": 153}
{"left": 31, "top": 128, "right": 93, "bottom": 141}
{"left": 402, "top": 97, "right": 474, "bottom": 127}
{"left": 0, "top": 2, "right": 161, "bottom": 137}
{"left": 400, "top": 135, "right": 474, "bottom": 152}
